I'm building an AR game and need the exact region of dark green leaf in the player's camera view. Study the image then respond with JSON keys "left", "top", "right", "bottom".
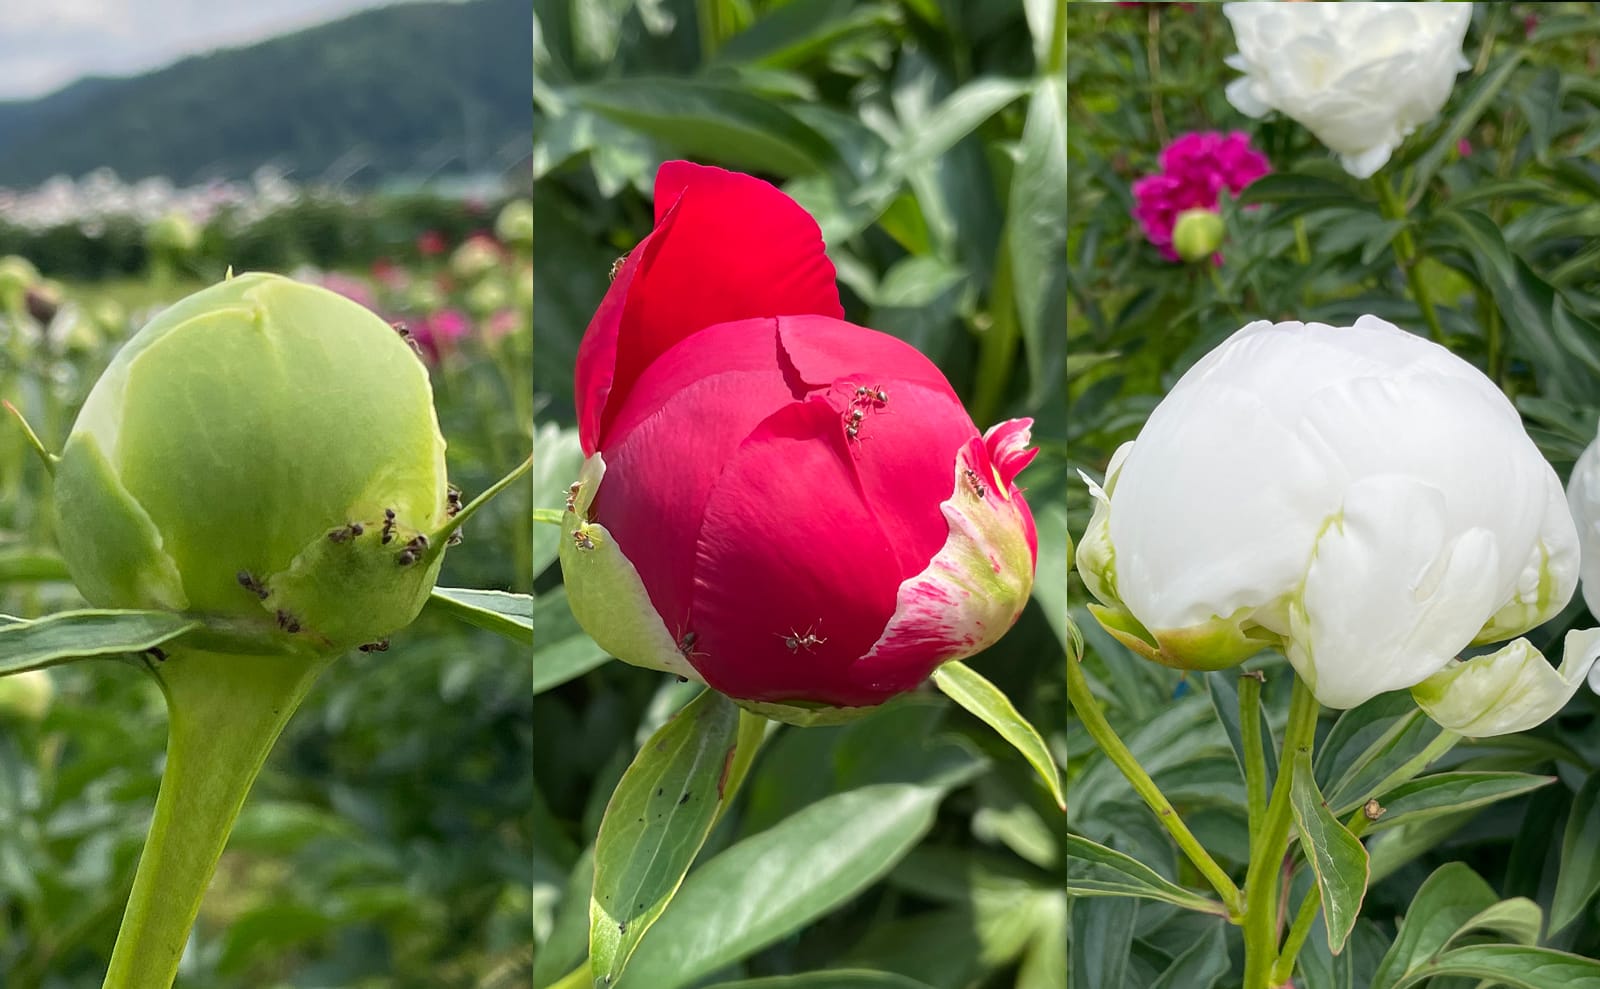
{"left": 1289, "top": 749, "right": 1370, "bottom": 955}
{"left": 1366, "top": 772, "right": 1554, "bottom": 834}
{"left": 0, "top": 610, "right": 199, "bottom": 675}
{"left": 1391, "top": 945, "right": 1600, "bottom": 989}
{"left": 427, "top": 587, "right": 533, "bottom": 644}
{"left": 932, "top": 660, "right": 1063, "bottom": 809}
{"left": 1064, "top": 834, "right": 1227, "bottom": 916}
{"left": 1552, "top": 772, "right": 1600, "bottom": 934}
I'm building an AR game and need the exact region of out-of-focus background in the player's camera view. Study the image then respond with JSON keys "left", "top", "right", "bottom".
{"left": 0, "top": 0, "right": 534, "bottom": 985}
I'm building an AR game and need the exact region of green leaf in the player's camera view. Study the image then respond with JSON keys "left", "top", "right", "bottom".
{"left": 1235, "top": 173, "right": 1366, "bottom": 223}
{"left": 702, "top": 974, "right": 936, "bottom": 989}
{"left": 532, "top": 587, "right": 611, "bottom": 695}
{"left": 1369, "top": 863, "right": 1502, "bottom": 989}
{"left": 1552, "top": 772, "right": 1600, "bottom": 934}
{"left": 713, "top": 0, "right": 894, "bottom": 69}
{"left": 1147, "top": 921, "right": 1229, "bottom": 989}
{"left": 1390, "top": 945, "right": 1600, "bottom": 989}
{"left": 532, "top": 422, "right": 585, "bottom": 577}
{"left": 932, "top": 660, "right": 1063, "bottom": 809}
{"left": 1366, "top": 772, "right": 1555, "bottom": 834}
{"left": 570, "top": 78, "right": 836, "bottom": 176}
{"left": 620, "top": 782, "right": 959, "bottom": 989}
{"left": 1008, "top": 75, "right": 1067, "bottom": 407}
{"left": 1289, "top": 749, "right": 1370, "bottom": 955}
{"left": 1064, "top": 834, "right": 1228, "bottom": 916}
{"left": 1407, "top": 51, "right": 1526, "bottom": 198}
{"left": 426, "top": 587, "right": 533, "bottom": 644}
{"left": 0, "top": 609, "right": 199, "bottom": 675}
{"left": 590, "top": 688, "right": 749, "bottom": 986}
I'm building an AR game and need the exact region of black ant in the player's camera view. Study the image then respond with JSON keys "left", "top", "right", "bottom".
{"left": 777, "top": 625, "right": 826, "bottom": 653}
{"left": 358, "top": 639, "right": 390, "bottom": 653}
{"left": 963, "top": 467, "right": 989, "bottom": 499}
{"left": 327, "top": 522, "right": 364, "bottom": 543}
{"left": 236, "top": 571, "right": 269, "bottom": 600}
{"left": 276, "top": 610, "right": 301, "bottom": 634}
{"left": 381, "top": 508, "right": 397, "bottom": 544}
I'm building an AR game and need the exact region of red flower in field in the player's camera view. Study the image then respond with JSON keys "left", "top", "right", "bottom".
{"left": 560, "top": 161, "right": 1038, "bottom": 719}
{"left": 1132, "top": 130, "right": 1271, "bottom": 261}
{"left": 416, "top": 230, "right": 447, "bottom": 257}
{"left": 412, "top": 308, "right": 469, "bottom": 361}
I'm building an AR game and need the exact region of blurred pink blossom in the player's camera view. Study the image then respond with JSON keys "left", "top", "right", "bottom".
{"left": 370, "top": 257, "right": 408, "bottom": 290}
{"left": 413, "top": 308, "right": 470, "bottom": 362}
{"left": 1131, "top": 130, "right": 1271, "bottom": 261}
{"left": 486, "top": 308, "right": 520, "bottom": 341}
{"left": 318, "top": 272, "right": 378, "bottom": 312}
{"left": 1457, "top": 138, "right": 1473, "bottom": 157}
{"left": 417, "top": 230, "right": 447, "bottom": 256}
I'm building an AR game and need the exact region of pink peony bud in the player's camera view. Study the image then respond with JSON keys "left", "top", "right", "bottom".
{"left": 561, "top": 162, "right": 1038, "bottom": 721}
{"left": 1132, "top": 130, "right": 1270, "bottom": 262}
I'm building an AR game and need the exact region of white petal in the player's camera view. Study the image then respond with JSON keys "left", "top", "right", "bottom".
{"left": 1413, "top": 629, "right": 1600, "bottom": 737}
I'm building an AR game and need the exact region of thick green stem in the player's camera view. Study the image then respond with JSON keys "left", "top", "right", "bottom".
{"left": 1374, "top": 176, "right": 1446, "bottom": 346}
{"left": 1241, "top": 675, "right": 1319, "bottom": 989}
{"left": 103, "top": 649, "right": 333, "bottom": 989}
{"left": 971, "top": 234, "right": 1021, "bottom": 430}
{"left": 1066, "top": 652, "right": 1243, "bottom": 918}
{"left": 1239, "top": 672, "right": 1268, "bottom": 835}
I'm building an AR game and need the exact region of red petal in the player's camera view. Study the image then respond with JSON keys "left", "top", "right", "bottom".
{"left": 597, "top": 164, "right": 843, "bottom": 445}
{"left": 982, "top": 418, "right": 1039, "bottom": 489}
{"left": 687, "top": 398, "right": 903, "bottom": 706}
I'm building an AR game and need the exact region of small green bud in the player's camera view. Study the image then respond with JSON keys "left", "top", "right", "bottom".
{"left": 53, "top": 273, "right": 451, "bottom": 657}
{"left": 494, "top": 199, "right": 533, "bottom": 251}
{"left": 145, "top": 212, "right": 200, "bottom": 255}
{"left": 0, "top": 670, "right": 54, "bottom": 722}
{"left": 465, "top": 277, "right": 509, "bottom": 318}
{"left": 450, "top": 236, "right": 502, "bottom": 285}
{"left": 0, "top": 255, "right": 40, "bottom": 310}
{"left": 1172, "top": 208, "right": 1226, "bottom": 263}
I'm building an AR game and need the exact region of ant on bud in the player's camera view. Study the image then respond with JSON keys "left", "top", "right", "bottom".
{"left": 236, "top": 571, "right": 269, "bottom": 600}
{"left": 381, "top": 508, "right": 397, "bottom": 544}
{"left": 327, "top": 522, "right": 364, "bottom": 543}
{"left": 572, "top": 529, "right": 595, "bottom": 551}
{"left": 565, "top": 481, "right": 582, "bottom": 514}
{"left": 145, "top": 647, "right": 168, "bottom": 662}
{"left": 358, "top": 639, "right": 390, "bottom": 653}
{"left": 391, "top": 321, "right": 424, "bottom": 358}
{"left": 777, "top": 624, "right": 826, "bottom": 653}
{"left": 677, "top": 631, "right": 705, "bottom": 660}
{"left": 446, "top": 531, "right": 464, "bottom": 547}
{"left": 963, "top": 467, "right": 989, "bottom": 499}
{"left": 276, "top": 610, "right": 301, "bottom": 634}
{"left": 609, "top": 254, "right": 628, "bottom": 282}
{"left": 445, "top": 486, "right": 463, "bottom": 518}
{"left": 395, "top": 534, "right": 428, "bottom": 567}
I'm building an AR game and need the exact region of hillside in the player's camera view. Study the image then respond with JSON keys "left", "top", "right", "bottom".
{"left": 0, "top": 0, "right": 529, "bottom": 189}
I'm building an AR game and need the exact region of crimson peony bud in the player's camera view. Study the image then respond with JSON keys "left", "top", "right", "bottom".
{"left": 559, "top": 162, "right": 1037, "bottom": 723}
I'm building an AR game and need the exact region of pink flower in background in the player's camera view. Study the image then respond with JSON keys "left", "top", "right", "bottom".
{"left": 1132, "top": 130, "right": 1271, "bottom": 261}
{"left": 318, "top": 272, "right": 378, "bottom": 312}
{"left": 371, "top": 257, "right": 408, "bottom": 290}
{"left": 1457, "top": 138, "right": 1473, "bottom": 157}
{"left": 417, "top": 230, "right": 447, "bottom": 256}
{"left": 486, "top": 308, "right": 520, "bottom": 341}
{"left": 412, "top": 308, "right": 470, "bottom": 361}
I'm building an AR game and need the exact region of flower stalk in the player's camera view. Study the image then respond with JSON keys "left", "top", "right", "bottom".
{"left": 1375, "top": 175, "right": 1447, "bottom": 346}
{"left": 1066, "top": 651, "right": 1244, "bottom": 919}
{"left": 102, "top": 649, "right": 334, "bottom": 989}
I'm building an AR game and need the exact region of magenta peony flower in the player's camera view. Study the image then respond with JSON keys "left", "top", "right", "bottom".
{"left": 1131, "top": 130, "right": 1271, "bottom": 262}
{"left": 318, "top": 272, "right": 378, "bottom": 312}
{"left": 412, "top": 308, "right": 470, "bottom": 362}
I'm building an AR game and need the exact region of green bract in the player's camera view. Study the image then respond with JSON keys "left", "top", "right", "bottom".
{"left": 53, "top": 272, "right": 450, "bottom": 657}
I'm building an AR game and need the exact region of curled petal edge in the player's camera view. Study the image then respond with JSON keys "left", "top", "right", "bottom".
{"left": 1411, "top": 628, "right": 1600, "bottom": 738}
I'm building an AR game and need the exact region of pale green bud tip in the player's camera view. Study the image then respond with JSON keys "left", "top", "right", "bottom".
{"left": 0, "top": 670, "right": 54, "bottom": 721}
{"left": 1172, "top": 208, "right": 1225, "bottom": 263}
{"left": 53, "top": 272, "right": 451, "bottom": 657}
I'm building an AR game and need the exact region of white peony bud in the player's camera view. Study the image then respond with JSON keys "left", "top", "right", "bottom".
{"left": 1076, "top": 315, "right": 1580, "bottom": 715}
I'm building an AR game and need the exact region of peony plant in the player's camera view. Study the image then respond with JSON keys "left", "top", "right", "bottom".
{"left": 1, "top": 271, "right": 531, "bottom": 989}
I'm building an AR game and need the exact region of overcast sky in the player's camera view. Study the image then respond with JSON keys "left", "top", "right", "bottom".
{"left": 0, "top": 0, "right": 426, "bottom": 101}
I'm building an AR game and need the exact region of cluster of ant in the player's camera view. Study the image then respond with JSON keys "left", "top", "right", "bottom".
{"left": 844, "top": 384, "right": 890, "bottom": 443}
{"left": 236, "top": 570, "right": 306, "bottom": 634}
{"left": 963, "top": 466, "right": 989, "bottom": 499}
{"left": 444, "top": 485, "right": 464, "bottom": 546}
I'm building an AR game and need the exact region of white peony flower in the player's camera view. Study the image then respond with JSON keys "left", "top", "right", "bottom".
{"left": 1564, "top": 431, "right": 1600, "bottom": 693}
{"left": 1076, "top": 315, "right": 1588, "bottom": 722}
{"left": 1222, "top": 1, "right": 1474, "bottom": 179}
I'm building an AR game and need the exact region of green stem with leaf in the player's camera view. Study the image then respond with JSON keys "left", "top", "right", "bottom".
{"left": 1066, "top": 652, "right": 1244, "bottom": 919}
{"left": 102, "top": 649, "right": 334, "bottom": 989}
{"left": 1375, "top": 175, "right": 1446, "bottom": 346}
{"left": 1241, "top": 675, "right": 1319, "bottom": 989}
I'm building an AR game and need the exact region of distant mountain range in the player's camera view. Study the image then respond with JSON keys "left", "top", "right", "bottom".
{"left": 0, "top": 0, "right": 529, "bottom": 190}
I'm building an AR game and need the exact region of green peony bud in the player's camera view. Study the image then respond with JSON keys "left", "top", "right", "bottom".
{"left": 0, "top": 255, "right": 40, "bottom": 311}
{"left": 1172, "top": 208, "right": 1226, "bottom": 263}
{"left": 145, "top": 212, "right": 200, "bottom": 255}
{"left": 450, "top": 236, "right": 503, "bottom": 284}
{"left": 494, "top": 199, "right": 533, "bottom": 251}
{"left": 465, "top": 277, "right": 509, "bottom": 318}
{"left": 53, "top": 272, "right": 451, "bottom": 657}
{"left": 0, "top": 669, "right": 54, "bottom": 721}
